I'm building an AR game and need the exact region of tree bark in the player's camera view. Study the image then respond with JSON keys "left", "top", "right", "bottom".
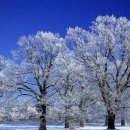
{"left": 64, "top": 116, "right": 70, "bottom": 128}
{"left": 64, "top": 105, "right": 70, "bottom": 128}
{"left": 79, "top": 97, "right": 85, "bottom": 127}
{"left": 69, "top": 116, "right": 75, "bottom": 130}
{"left": 105, "top": 115, "right": 108, "bottom": 126}
{"left": 39, "top": 104, "right": 47, "bottom": 130}
{"left": 80, "top": 118, "right": 85, "bottom": 127}
{"left": 121, "top": 118, "right": 125, "bottom": 126}
{"left": 121, "top": 108, "right": 125, "bottom": 126}
{"left": 107, "top": 110, "right": 115, "bottom": 129}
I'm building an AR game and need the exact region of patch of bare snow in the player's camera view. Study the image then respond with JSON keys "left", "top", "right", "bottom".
{"left": 0, "top": 125, "right": 130, "bottom": 130}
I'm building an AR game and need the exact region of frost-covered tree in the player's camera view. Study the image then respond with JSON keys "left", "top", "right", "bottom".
{"left": 0, "top": 98, "right": 38, "bottom": 122}
{"left": 76, "top": 80, "right": 98, "bottom": 127}
{"left": 91, "top": 16, "right": 130, "bottom": 128}
{"left": 0, "top": 55, "right": 7, "bottom": 98}
{"left": 66, "top": 15, "right": 130, "bottom": 129}
{"left": 54, "top": 49, "right": 79, "bottom": 129}
{"left": 54, "top": 46, "right": 96, "bottom": 128}
{"left": 0, "top": 56, "right": 18, "bottom": 122}
{"left": 10, "top": 101, "right": 38, "bottom": 121}
{"left": 12, "top": 31, "right": 65, "bottom": 130}
{"left": 0, "top": 56, "right": 16, "bottom": 102}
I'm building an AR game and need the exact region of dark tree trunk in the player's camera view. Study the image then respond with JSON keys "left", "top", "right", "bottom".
{"left": 105, "top": 115, "right": 108, "bottom": 126}
{"left": 64, "top": 106, "right": 70, "bottom": 128}
{"left": 121, "top": 118, "right": 125, "bottom": 126}
{"left": 69, "top": 116, "right": 75, "bottom": 129}
{"left": 79, "top": 97, "right": 85, "bottom": 127}
{"left": 80, "top": 118, "right": 85, "bottom": 127}
{"left": 39, "top": 104, "right": 47, "bottom": 130}
{"left": 64, "top": 116, "right": 70, "bottom": 128}
{"left": 121, "top": 109, "right": 125, "bottom": 126}
{"left": 107, "top": 110, "right": 115, "bottom": 129}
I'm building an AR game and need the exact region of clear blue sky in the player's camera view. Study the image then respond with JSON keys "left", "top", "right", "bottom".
{"left": 0, "top": 0, "right": 130, "bottom": 58}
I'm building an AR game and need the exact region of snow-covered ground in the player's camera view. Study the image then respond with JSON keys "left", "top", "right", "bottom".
{"left": 0, "top": 124, "right": 130, "bottom": 130}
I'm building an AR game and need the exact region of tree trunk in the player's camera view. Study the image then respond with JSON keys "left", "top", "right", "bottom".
{"left": 107, "top": 110, "right": 115, "bottom": 129}
{"left": 121, "top": 118, "right": 125, "bottom": 126}
{"left": 80, "top": 118, "right": 85, "bottom": 127}
{"left": 121, "top": 108, "right": 125, "bottom": 126}
{"left": 39, "top": 104, "right": 47, "bottom": 130}
{"left": 64, "top": 106, "right": 70, "bottom": 128}
{"left": 64, "top": 116, "right": 70, "bottom": 128}
{"left": 69, "top": 116, "right": 75, "bottom": 130}
{"left": 79, "top": 97, "right": 85, "bottom": 127}
{"left": 105, "top": 115, "right": 108, "bottom": 126}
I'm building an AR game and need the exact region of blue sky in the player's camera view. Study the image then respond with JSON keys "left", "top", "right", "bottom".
{"left": 0, "top": 0, "right": 130, "bottom": 58}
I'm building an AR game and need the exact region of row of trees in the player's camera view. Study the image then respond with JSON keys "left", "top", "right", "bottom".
{"left": 0, "top": 15, "right": 129, "bottom": 130}
{"left": 0, "top": 101, "right": 38, "bottom": 122}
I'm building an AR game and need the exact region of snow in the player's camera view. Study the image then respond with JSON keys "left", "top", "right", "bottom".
{"left": 0, "top": 124, "right": 130, "bottom": 130}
